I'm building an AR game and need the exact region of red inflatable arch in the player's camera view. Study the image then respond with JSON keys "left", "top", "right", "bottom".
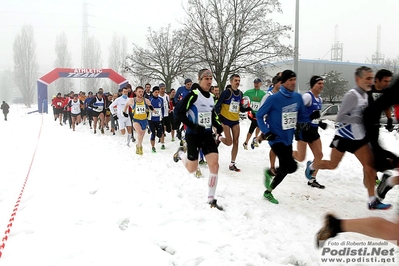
{"left": 37, "top": 68, "right": 128, "bottom": 113}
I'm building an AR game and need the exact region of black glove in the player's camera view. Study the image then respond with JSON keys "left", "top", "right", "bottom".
{"left": 149, "top": 105, "right": 154, "bottom": 111}
{"left": 122, "top": 112, "right": 128, "bottom": 118}
{"left": 260, "top": 132, "right": 277, "bottom": 141}
{"left": 242, "top": 106, "right": 252, "bottom": 112}
{"left": 113, "top": 114, "right": 118, "bottom": 121}
{"left": 309, "top": 110, "right": 321, "bottom": 120}
{"left": 385, "top": 118, "right": 393, "bottom": 132}
{"left": 318, "top": 121, "right": 327, "bottom": 130}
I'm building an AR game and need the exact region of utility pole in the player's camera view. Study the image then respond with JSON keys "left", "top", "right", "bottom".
{"left": 294, "top": 0, "right": 299, "bottom": 91}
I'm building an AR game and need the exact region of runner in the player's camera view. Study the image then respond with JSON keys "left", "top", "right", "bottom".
{"left": 168, "top": 88, "right": 177, "bottom": 141}
{"left": 242, "top": 78, "right": 266, "bottom": 150}
{"left": 109, "top": 87, "right": 133, "bottom": 146}
{"left": 109, "top": 93, "right": 118, "bottom": 135}
{"left": 256, "top": 70, "right": 309, "bottom": 204}
{"left": 79, "top": 92, "right": 87, "bottom": 125}
{"left": 294, "top": 75, "right": 327, "bottom": 189}
{"left": 159, "top": 83, "right": 171, "bottom": 141}
{"left": 123, "top": 86, "right": 153, "bottom": 155}
{"left": 52, "top": 92, "right": 66, "bottom": 126}
{"left": 257, "top": 75, "right": 281, "bottom": 176}
{"left": 173, "top": 69, "right": 224, "bottom": 210}
{"left": 67, "top": 94, "right": 84, "bottom": 131}
{"left": 148, "top": 86, "right": 165, "bottom": 153}
{"left": 84, "top": 92, "right": 94, "bottom": 129}
{"left": 306, "top": 66, "right": 391, "bottom": 210}
{"left": 214, "top": 74, "right": 250, "bottom": 172}
{"left": 89, "top": 91, "right": 106, "bottom": 134}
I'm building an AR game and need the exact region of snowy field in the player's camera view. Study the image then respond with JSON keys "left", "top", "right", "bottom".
{"left": 0, "top": 104, "right": 398, "bottom": 266}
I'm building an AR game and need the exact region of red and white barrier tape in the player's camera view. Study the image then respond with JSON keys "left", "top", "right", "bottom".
{"left": 0, "top": 113, "right": 43, "bottom": 259}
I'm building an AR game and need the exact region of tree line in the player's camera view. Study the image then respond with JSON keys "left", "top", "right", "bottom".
{"left": 7, "top": 0, "right": 355, "bottom": 107}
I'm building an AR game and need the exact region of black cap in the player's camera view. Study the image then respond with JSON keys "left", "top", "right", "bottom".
{"left": 310, "top": 75, "right": 323, "bottom": 88}
{"left": 272, "top": 75, "right": 281, "bottom": 85}
{"left": 280, "top": 70, "right": 296, "bottom": 84}
{"left": 152, "top": 86, "right": 160, "bottom": 92}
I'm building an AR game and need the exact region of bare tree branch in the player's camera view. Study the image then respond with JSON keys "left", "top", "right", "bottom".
{"left": 124, "top": 25, "right": 196, "bottom": 92}
{"left": 13, "top": 24, "right": 39, "bottom": 107}
{"left": 182, "top": 0, "right": 292, "bottom": 90}
{"left": 54, "top": 32, "right": 74, "bottom": 95}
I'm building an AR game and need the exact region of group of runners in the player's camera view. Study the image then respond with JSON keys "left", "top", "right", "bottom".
{"left": 51, "top": 84, "right": 180, "bottom": 154}
{"left": 169, "top": 67, "right": 399, "bottom": 245}
{"left": 50, "top": 66, "right": 399, "bottom": 245}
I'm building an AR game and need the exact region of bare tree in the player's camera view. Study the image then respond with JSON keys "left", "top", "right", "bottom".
{"left": 322, "top": 71, "right": 348, "bottom": 103}
{"left": 381, "top": 57, "right": 399, "bottom": 75}
{"left": 108, "top": 33, "right": 128, "bottom": 92}
{"left": 84, "top": 36, "right": 103, "bottom": 92}
{"left": 13, "top": 24, "right": 39, "bottom": 107}
{"left": 182, "top": 0, "right": 292, "bottom": 90}
{"left": 54, "top": 32, "right": 74, "bottom": 95}
{"left": 0, "top": 69, "right": 16, "bottom": 102}
{"left": 125, "top": 25, "right": 195, "bottom": 92}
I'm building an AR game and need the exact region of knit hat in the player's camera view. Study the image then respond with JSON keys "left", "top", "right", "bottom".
{"left": 184, "top": 78, "right": 192, "bottom": 84}
{"left": 159, "top": 83, "right": 165, "bottom": 88}
{"left": 253, "top": 78, "right": 262, "bottom": 83}
{"left": 280, "top": 70, "right": 296, "bottom": 84}
{"left": 310, "top": 75, "right": 323, "bottom": 88}
{"left": 152, "top": 86, "right": 160, "bottom": 92}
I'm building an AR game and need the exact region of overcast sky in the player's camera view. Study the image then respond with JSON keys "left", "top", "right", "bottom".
{"left": 1, "top": 0, "right": 399, "bottom": 75}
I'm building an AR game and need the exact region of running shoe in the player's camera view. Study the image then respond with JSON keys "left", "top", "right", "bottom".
{"left": 263, "top": 191, "right": 278, "bottom": 204}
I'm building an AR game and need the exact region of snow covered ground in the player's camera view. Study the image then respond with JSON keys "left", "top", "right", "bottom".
{"left": 0, "top": 104, "right": 398, "bottom": 266}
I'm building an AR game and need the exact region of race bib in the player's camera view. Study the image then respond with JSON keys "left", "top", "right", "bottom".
{"left": 136, "top": 105, "right": 146, "bottom": 114}
{"left": 152, "top": 108, "right": 161, "bottom": 117}
{"left": 72, "top": 105, "right": 79, "bottom": 113}
{"left": 95, "top": 105, "right": 103, "bottom": 112}
{"left": 57, "top": 102, "right": 62, "bottom": 106}
{"left": 229, "top": 100, "right": 239, "bottom": 113}
{"left": 198, "top": 112, "right": 212, "bottom": 129}
{"left": 282, "top": 111, "right": 297, "bottom": 130}
{"left": 251, "top": 101, "right": 260, "bottom": 111}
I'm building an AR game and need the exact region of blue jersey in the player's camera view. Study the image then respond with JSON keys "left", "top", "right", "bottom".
{"left": 84, "top": 97, "right": 93, "bottom": 110}
{"left": 256, "top": 86, "right": 309, "bottom": 146}
{"left": 148, "top": 96, "right": 164, "bottom": 122}
{"left": 174, "top": 86, "right": 191, "bottom": 119}
{"left": 304, "top": 91, "right": 322, "bottom": 128}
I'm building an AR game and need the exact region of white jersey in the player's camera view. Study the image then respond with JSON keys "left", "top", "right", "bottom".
{"left": 109, "top": 96, "right": 129, "bottom": 118}
{"left": 69, "top": 100, "right": 82, "bottom": 115}
{"left": 335, "top": 88, "right": 368, "bottom": 140}
{"left": 260, "top": 89, "right": 276, "bottom": 107}
{"left": 159, "top": 94, "right": 170, "bottom": 117}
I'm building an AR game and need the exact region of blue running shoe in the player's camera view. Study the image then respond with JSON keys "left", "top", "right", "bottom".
{"left": 305, "top": 161, "right": 315, "bottom": 180}
{"left": 368, "top": 198, "right": 392, "bottom": 210}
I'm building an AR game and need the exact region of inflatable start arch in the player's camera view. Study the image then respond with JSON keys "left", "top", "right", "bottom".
{"left": 37, "top": 68, "right": 128, "bottom": 113}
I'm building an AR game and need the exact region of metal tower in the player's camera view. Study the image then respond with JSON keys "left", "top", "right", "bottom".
{"left": 331, "top": 25, "right": 343, "bottom": 61}
{"left": 372, "top": 25, "right": 384, "bottom": 65}
{"left": 81, "top": 0, "right": 89, "bottom": 90}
